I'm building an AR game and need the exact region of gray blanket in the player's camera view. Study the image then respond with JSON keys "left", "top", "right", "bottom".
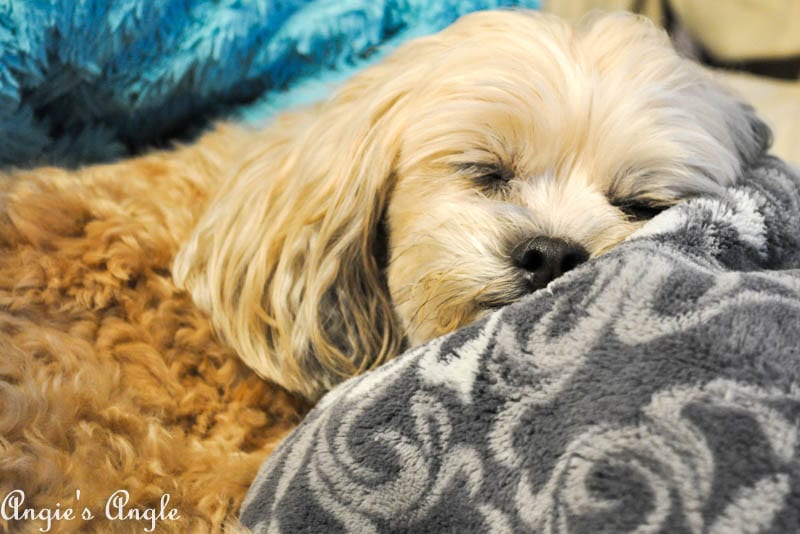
{"left": 241, "top": 156, "right": 800, "bottom": 533}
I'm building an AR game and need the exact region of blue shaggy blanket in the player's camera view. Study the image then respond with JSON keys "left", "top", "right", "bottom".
{"left": 0, "top": 0, "right": 539, "bottom": 168}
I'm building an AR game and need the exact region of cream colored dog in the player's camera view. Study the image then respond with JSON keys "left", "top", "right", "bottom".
{"left": 175, "top": 9, "right": 768, "bottom": 400}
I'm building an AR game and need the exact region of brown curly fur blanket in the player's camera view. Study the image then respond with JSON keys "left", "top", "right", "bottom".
{"left": 0, "top": 127, "right": 308, "bottom": 533}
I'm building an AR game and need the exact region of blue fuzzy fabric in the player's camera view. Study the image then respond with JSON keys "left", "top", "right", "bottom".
{"left": 0, "top": 0, "right": 540, "bottom": 168}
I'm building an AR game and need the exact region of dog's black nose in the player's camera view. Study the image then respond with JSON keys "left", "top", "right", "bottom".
{"left": 512, "top": 236, "right": 589, "bottom": 290}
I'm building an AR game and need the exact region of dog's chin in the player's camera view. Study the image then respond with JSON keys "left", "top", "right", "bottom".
{"left": 484, "top": 270, "right": 577, "bottom": 309}
{"left": 475, "top": 276, "right": 543, "bottom": 311}
{"left": 400, "top": 262, "right": 593, "bottom": 345}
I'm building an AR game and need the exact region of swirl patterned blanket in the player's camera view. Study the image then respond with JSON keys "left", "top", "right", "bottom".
{"left": 241, "top": 156, "right": 800, "bottom": 533}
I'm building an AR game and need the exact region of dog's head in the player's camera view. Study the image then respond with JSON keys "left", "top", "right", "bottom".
{"left": 174, "top": 10, "right": 770, "bottom": 399}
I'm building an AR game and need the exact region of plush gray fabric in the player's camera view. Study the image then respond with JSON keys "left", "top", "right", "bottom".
{"left": 241, "top": 156, "right": 800, "bottom": 533}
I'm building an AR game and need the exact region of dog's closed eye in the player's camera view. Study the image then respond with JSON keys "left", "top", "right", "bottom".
{"left": 611, "top": 199, "right": 669, "bottom": 221}
{"left": 456, "top": 162, "right": 514, "bottom": 194}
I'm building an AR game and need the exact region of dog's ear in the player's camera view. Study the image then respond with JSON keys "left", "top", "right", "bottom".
{"left": 174, "top": 63, "right": 413, "bottom": 400}
{"left": 580, "top": 11, "right": 772, "bottom": 190}
{"left": 680, "top": 59, "right": 772, "bottom": 175}
{"left": 702, "top": 80, "right": 773, "bottom": 166}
